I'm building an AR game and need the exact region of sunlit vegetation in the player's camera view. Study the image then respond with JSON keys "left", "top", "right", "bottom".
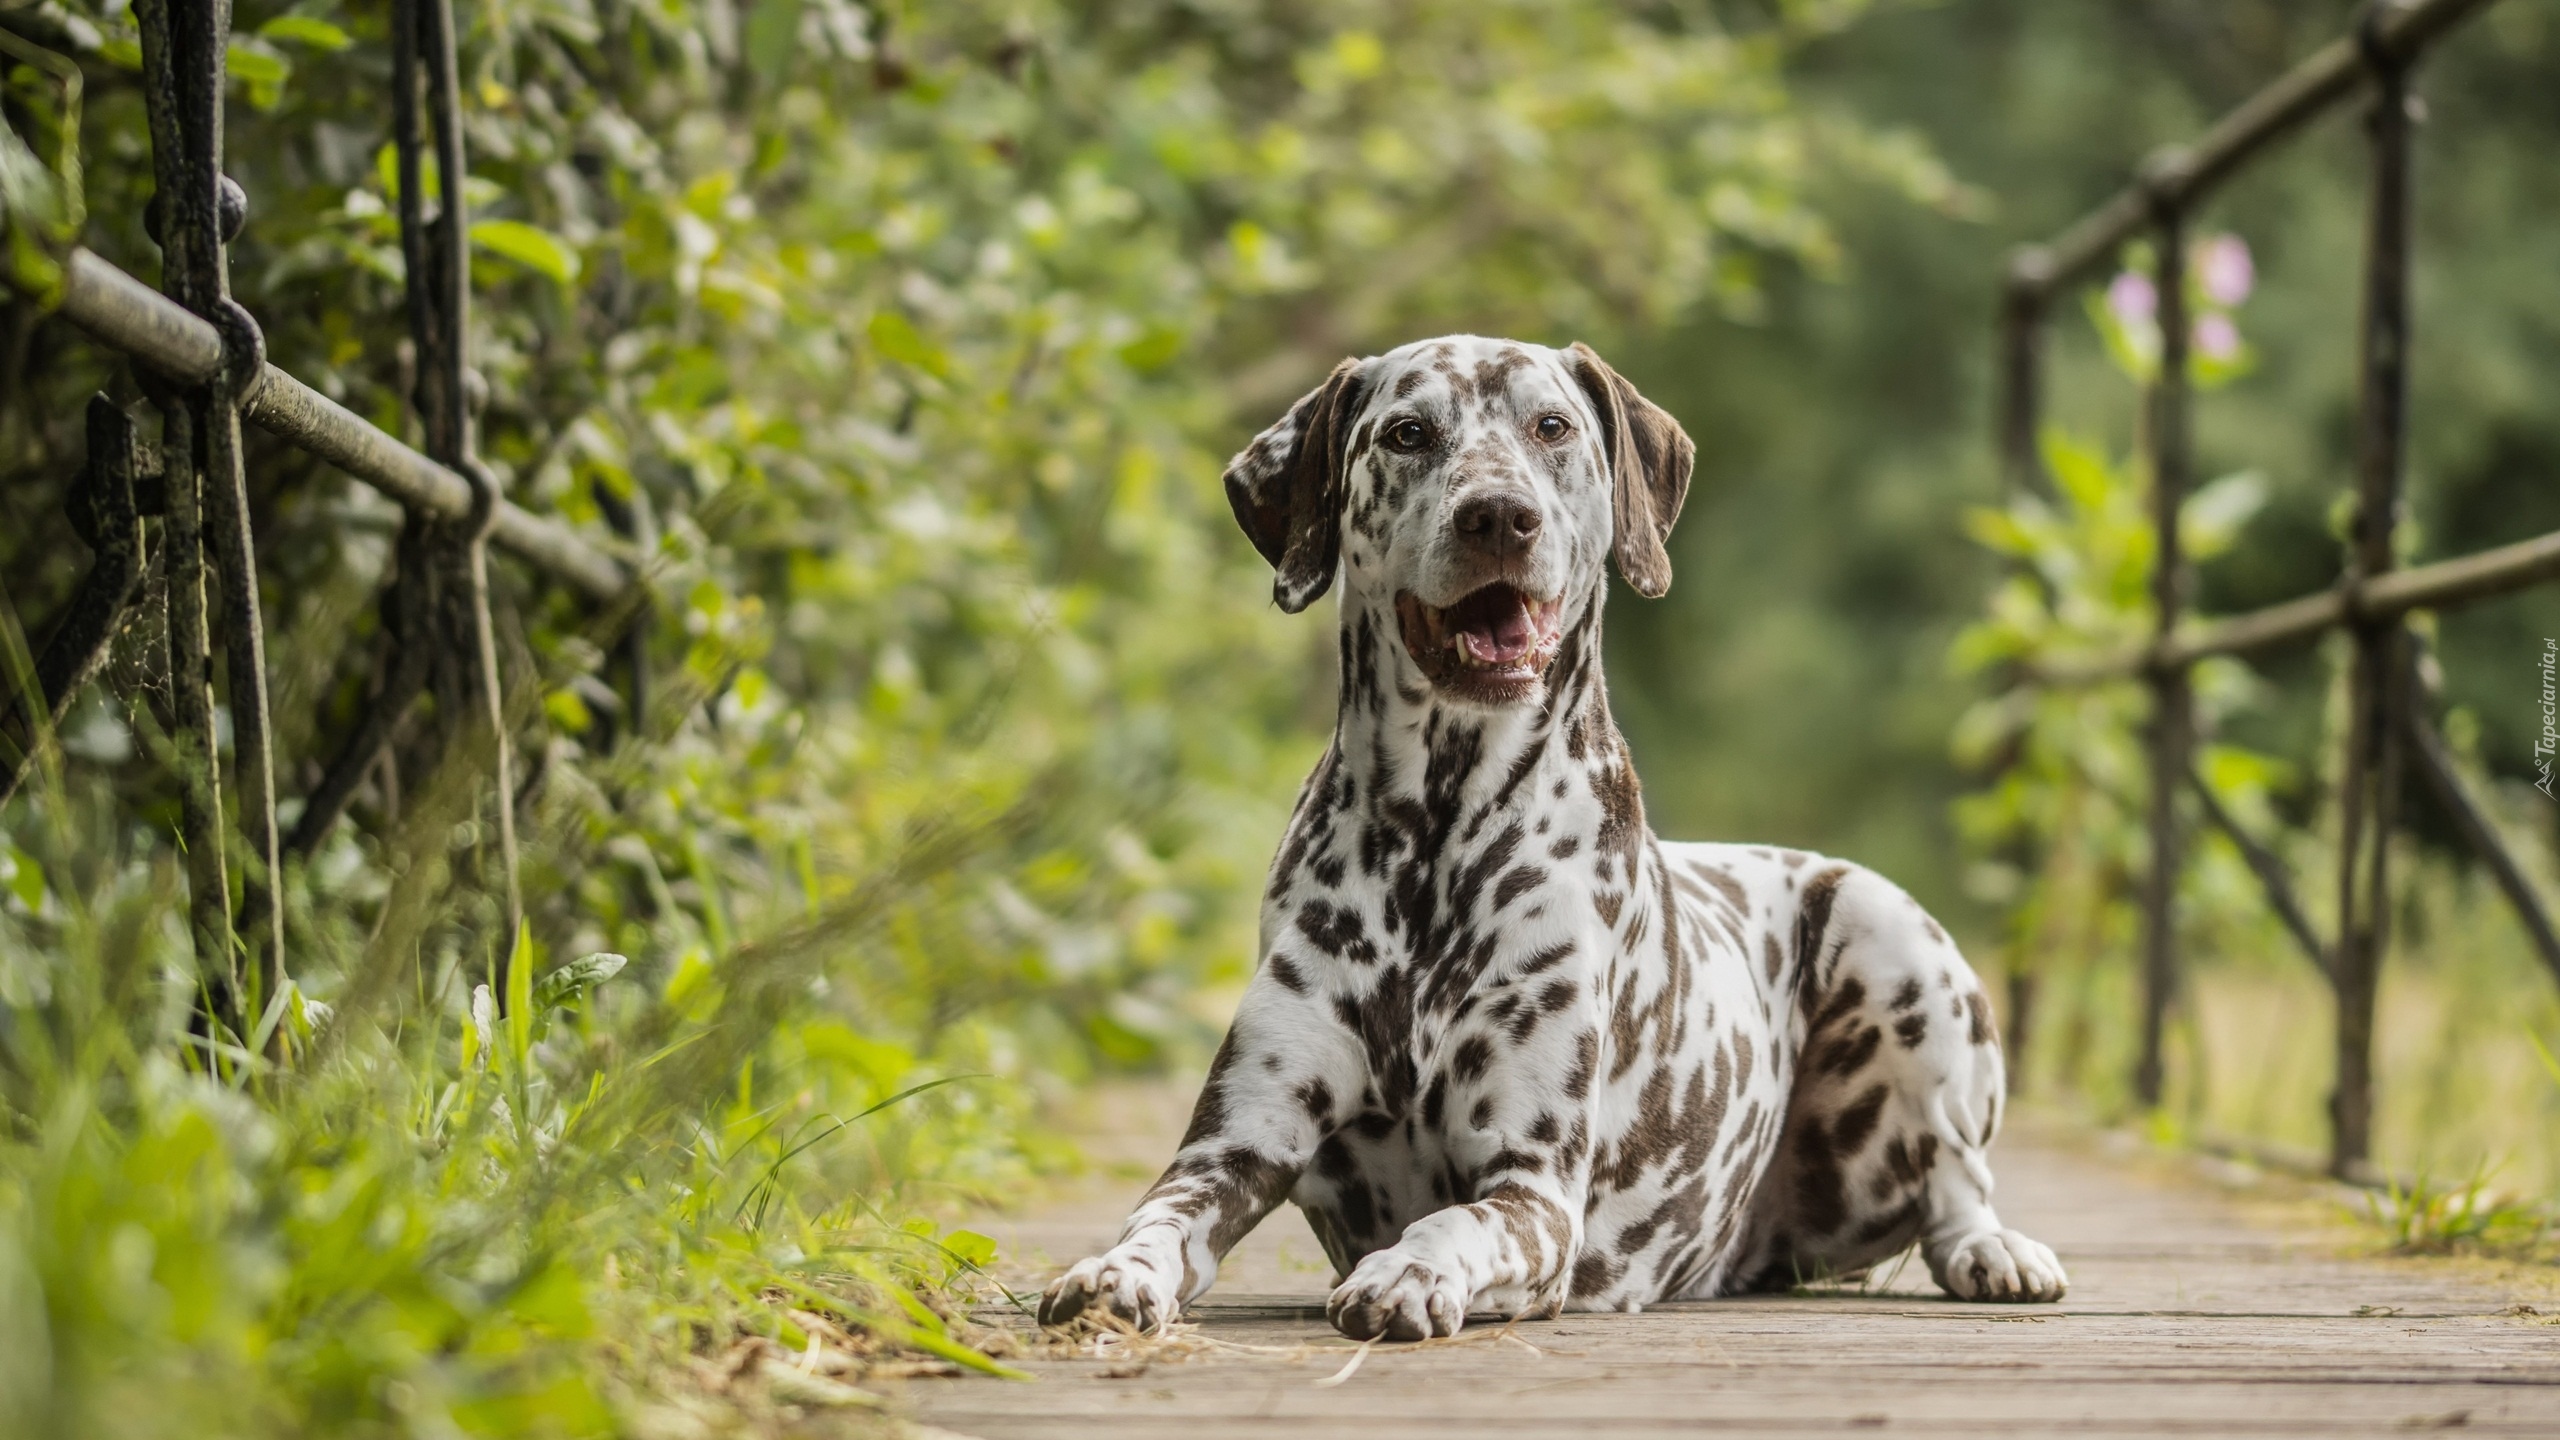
{"left": 0, "top": 0, "right": 1961, "bottom": 1431}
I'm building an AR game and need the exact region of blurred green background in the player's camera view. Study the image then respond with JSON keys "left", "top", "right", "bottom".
{"left": 2, "top": 0, "right": 2556, "bottom": 1433}
{"left": 1612, "top": 0, "right": 2560, "bottom": 914}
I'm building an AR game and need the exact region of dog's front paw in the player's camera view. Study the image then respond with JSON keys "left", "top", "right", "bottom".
{"left": 1931, "top": 1228, "right": 2068, "bottom": 1303}
{"left": 1040, "top": 1241, "right": 1183, "bottom": 1331}
{"left": 1327, "top": 1247, "right": 1471, "bottom": 1341}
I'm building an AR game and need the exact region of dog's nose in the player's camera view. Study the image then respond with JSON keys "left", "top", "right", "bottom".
{"left": 1453, "top": 489, "right": 1543, "bottom": 558}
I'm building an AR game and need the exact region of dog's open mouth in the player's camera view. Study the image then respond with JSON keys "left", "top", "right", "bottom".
{"left": 1395, "top": 582, "right": 1564, "bottom": 702}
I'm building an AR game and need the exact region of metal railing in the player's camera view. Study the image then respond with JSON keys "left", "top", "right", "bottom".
{"left": 0, "top": 0, "right": 642, "bottom": 1041}
{"left": 1994, "top": 0, "right": 2557, "bottom": 1177}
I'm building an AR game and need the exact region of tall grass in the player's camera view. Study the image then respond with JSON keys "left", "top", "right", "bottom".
{"left": 0, "top": 738, "right": 1053, "bottom": 1437}
{"left": 2011, "top": 834, "right": 2560, "bottom": 1207}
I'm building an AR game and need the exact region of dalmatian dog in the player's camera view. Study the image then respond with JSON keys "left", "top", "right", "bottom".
{"left": 1040, "top": 336, "right": 2066, "bottom": 1341}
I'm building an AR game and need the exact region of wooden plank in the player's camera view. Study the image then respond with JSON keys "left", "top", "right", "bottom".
{"left": 903, "top": 1100, "right": 2560, "bottom": 1439}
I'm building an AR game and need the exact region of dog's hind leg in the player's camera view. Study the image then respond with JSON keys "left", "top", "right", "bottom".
{"left": 1729, "top": 865, "right": 2066, "bottom": 1302}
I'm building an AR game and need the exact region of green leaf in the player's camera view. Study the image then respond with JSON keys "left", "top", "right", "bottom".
{"left": 3, "top": 848, "right": 41, "bottom": 910}
{"left": 259, "top": 16, "right": 353, "bottom": 51}
{"left": 504, "top": 921, "right": 534, "bottom": 1069}
{"left": 533, "top": 951, "right": 628, "bottom": 1014}
{"left": 940, "top": 1229, "right": 997, "bottom": 1268}
{"left": 865, "top": 309, "right": 950, "bottom": 378}
{"left": 225, "top": 39, "right": 292, "bottom": 111}
{"left": 470, "top": 219, "right": 581, "bottom": 285}
{"left": 1962, "top": 505, "right": 2038, "bottom": 559}
{"left": 2181, "top": 469, "right": 2266, "bottom": 558}
{"left": 1116, "top": 324, "right": 1186, "bottom": 374}
{"left": 544, "top": 687, "right": 594, "bottom": 733}
{"left": 374, "top": 142, "right": 438, "bottom": 204}
{"left": 746, "top": 0, "right": 805, "bottom": 83}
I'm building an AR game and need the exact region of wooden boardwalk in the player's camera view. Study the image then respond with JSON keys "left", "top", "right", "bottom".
{"left": 901, "top": 1097, "right": 2560, "bottom": 1439}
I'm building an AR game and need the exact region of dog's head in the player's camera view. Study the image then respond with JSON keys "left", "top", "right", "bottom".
{"left": 1224, "top": 335, "right": 1693, "bottom": 707}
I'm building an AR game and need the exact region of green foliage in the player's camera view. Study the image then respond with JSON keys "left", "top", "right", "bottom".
{"left": 1949, "top": 245, "right": 2306, "bottom": 1103}
{"left": 0, "top": 763, "right": 1037, "bottom": 1437}
{"left": 2361, "top": 1163, "right": 2548, "bottom": 1255}
{"left": 0, "top": 0, "right": 1940, "bottom": 1431}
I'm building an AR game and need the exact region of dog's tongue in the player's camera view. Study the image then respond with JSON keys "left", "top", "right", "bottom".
{"left": 1455, "top": 590, "right": 1536, "bottom": 666}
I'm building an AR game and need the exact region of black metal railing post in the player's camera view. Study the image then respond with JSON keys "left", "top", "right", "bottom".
{"left": 0, "top": 397, "right": 146, "bottom": 806}
{"left": 1998, "top": 249, "right": 2050, "bottom": 497}
{"left": 2134, "top": 169, "right": 2194, "bottom": 1111}
{"left": 2330, "top": 10, "right": 2420, "bottom": 1177}
{"left": 134, "top": 0, "right": 283, "bottom": 1032}
{"left": 395, "top": 0, "right": 522, "bottom": 973}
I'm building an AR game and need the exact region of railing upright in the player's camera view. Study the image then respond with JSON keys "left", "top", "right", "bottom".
{"left": 2135, "top": 189, "right": 2195, "bottom": 1110}
{"left": 135, "top": 0, "right": 282, "bottom": 1032}
{"left": 1987, "top": 0, "right": 2553, "bottom": 1179}
{"left": 2331, "top": 19, "right": 2420, "bottom": 1174}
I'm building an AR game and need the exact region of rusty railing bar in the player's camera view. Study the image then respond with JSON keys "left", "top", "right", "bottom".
{"left": 2184, "top": 765, "right": 2332, "bottom": 982}
{"left": 2002, "top": 0, "right": 2496, "bottom": 305}
{"left": 2020, "top": 524, "right": 2560, "bottom": 685}
{"left": 43, "top": 247, "right": 629, "bottom": 600}
{"left": 2397, "top": 663, "right": 2560, "bottom": 993}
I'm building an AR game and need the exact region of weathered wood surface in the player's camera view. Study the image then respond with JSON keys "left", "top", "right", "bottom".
{"left": 900, "top": 1095, "right": 2558, "bottom": 1439}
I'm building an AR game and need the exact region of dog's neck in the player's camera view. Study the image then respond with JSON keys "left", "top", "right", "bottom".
{"left": 1327, "top": 579, "right": 1648, "bottom": 859}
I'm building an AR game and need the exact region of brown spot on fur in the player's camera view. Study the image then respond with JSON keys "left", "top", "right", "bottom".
{"left": 1793, "top": 866, "right": 1854, "bottom": 1007}
{"left": 1695, "top": 865, "right": 1748, "bottom": 912}
{"left": 1815, "top": 1022, "right": 1882, "bottom": 1078}
{"left": 1832, "top": 1083, "right": 1888, "bottom": 1153}
{"left": 1571, "top": 1250, "right": 1622, "bottom": 1301}
{"left": 1493, "top": 864, "right": 1547, "bottom": 911}
{"left": 1298, "top": 1078, "right": 1335, "bottom": 1121}
{"left": 1452, "top": 1035, "right": 1493, "bottom": 1081}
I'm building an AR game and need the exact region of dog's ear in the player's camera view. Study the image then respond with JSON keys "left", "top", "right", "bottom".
{"left": 1223, "top": 356, "right": 1368, "bottom": 613}
{"left": 1568, "top": 342, "right": 1694, "bottom": 599}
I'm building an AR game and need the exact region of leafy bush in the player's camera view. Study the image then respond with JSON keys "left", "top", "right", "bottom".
{"left": 1, "top": 0, "right": 1948, "bottom": 1431}
{"left": 1949, "top": 238, "right": 2302, "bottom": 1104}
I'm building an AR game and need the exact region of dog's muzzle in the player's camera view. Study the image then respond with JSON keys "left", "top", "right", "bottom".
{"left": 1395, "top": 581, "right": 1564, "bottom": 705}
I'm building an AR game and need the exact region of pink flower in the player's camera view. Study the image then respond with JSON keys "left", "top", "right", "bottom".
{"left": 2106, "top": 270, "right": 2156, "bottom": 326}
{"left": 2193, "top": 312, "right": 2241, "bottom": 362}
{"left": 2197, "top": 234, "right": 2254, "bottom": 307}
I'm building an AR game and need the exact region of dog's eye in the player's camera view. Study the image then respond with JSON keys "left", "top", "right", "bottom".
{"left": 1534, "top": 414, "right": 1572, "bottom": 443}
{"left": 1385, "top": 418, "right": 1432, "bottom": 452}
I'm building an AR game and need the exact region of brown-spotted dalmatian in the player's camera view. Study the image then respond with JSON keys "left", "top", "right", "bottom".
{"left": 1040, "top": 335, "right": 2066, "bottom": 1341}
